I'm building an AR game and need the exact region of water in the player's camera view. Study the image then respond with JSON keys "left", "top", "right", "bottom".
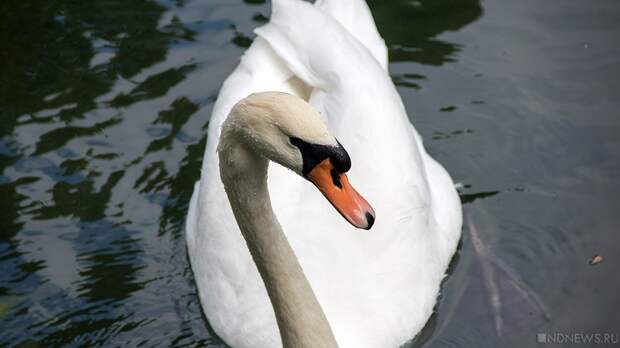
{"left": 1, "top": 0, "right": 619, "bottom": 347}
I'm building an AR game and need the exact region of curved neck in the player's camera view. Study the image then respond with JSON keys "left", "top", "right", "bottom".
{"left": 218, "top": 134, "right": 338, "bottom": 348}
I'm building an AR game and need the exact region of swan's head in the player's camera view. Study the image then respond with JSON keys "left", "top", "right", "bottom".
{"left": 222, "top": 91, "right": 375, "bottom": 229}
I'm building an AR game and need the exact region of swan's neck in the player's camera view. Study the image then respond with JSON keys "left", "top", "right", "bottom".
{"left": 218, "top": 135, "right": 338, "bottom": 348}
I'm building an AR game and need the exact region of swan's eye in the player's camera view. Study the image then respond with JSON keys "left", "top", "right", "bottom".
{"left": 289, "top": 136, "right": 351, "bottom": 177}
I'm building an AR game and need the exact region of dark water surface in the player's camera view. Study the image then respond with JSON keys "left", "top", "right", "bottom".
{"left": 1, "top": 0, "right": 619, "bottom": 347}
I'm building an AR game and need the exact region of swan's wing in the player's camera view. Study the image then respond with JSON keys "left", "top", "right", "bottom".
{"left": 203, "top": 0, "right": 388, "bottom": 145}
{"left": 315, "top": 0, "right": 388, "bottom": 70}
{"left": 256, "top": 0, "right": 382, "bottom": 88}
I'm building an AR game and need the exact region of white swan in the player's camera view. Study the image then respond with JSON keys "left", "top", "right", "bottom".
{"left": 186, "top": 0, "right": 462, "bottom": 347}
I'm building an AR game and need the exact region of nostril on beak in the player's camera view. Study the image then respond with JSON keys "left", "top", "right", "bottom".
{"left": 365, "top": 212, "right": 375, "bottom": 230}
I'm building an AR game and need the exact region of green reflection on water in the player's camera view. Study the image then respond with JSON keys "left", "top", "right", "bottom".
{"left": 368, "top": 0, "right": 483, "bottom": 65}
{"left": 0, "top": 0, "right": 181, "bottom": 126}
{"left": 1, "top": 0, "right": 205, "bottom": 346}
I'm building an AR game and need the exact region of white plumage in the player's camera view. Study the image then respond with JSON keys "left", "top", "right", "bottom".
{"left": 186, "top": 0, "right": 462, "bottom": 346}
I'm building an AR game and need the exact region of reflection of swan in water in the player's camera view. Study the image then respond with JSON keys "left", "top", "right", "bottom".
{"left": 467, "top": 217, "right": 550, "bottom": 336}
{"left": 418, "top": 210, "right": 551, "bottom": 346}
{"left": 186, "top": 0, "right": 462, "bottom": 346}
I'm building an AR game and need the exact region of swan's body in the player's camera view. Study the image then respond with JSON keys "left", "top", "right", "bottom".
{"left": 186, "top": 0, "right": 462, "bottom": 347}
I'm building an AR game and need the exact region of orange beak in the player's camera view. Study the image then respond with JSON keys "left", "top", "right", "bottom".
{"left": 307, "top": 158, "right": 376, "bottom": 229}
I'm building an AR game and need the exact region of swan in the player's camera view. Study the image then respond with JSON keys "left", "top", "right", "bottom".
{"left": 186, "top": 0, "right": 462, "bottom": 347}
